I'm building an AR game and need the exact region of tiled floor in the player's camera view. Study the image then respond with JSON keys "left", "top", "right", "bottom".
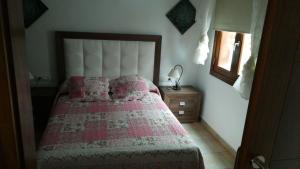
{"left": 182, "top": 122, "right": 235, "bottom": 169}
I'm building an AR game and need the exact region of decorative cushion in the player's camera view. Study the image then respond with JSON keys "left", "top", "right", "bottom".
{"left": 68, "top": 76, "right": 85, "bottom": 99}
{"left": 68, "top": 76, "right": 110, "bottom": 101}
{"left": 84, "top": 77, "right": 110, "bottom": 101}
{"left": 110, "top": 75, "right": 149, "bottom": 100}
{"left": 142, "top": 77, "right": 160, "bottom": 95}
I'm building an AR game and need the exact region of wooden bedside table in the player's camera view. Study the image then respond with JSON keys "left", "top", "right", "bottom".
{"left": 31, "top": 87, "right": 58, "bottom": 143}
{"left": 159, "top": 86, "right": 201, "bottom": 123}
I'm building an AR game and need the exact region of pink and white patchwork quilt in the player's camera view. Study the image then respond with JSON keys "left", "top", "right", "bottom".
{"left": 38, "top": 92, "right": 204, "bottom": 169}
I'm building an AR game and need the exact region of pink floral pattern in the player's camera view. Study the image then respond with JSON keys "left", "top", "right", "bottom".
{"left": 143, "top": 77, "right": 161, "bottom": 96}
{"left": 84, "top": 77, "right": 110, "bottom": 101}
{"left": 68, "top": 76, "right": 110, "bottom": 101}
{"left": 110, "top": 75, "right": 149, "bottom": 100}
{"left": 38, "top": 93, "right": 204, "bottom": 169}
{"left": 68, "top": 76, "right": 85, "bottom": 99}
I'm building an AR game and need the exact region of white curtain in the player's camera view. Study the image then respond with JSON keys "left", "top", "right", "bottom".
{"left": 194, "top": 1, "right": 215, "bottom": 65}
{"left": 233, "top": 0, "right": 268, "bottom": 99}
{"left": 194, "top": 33, "right": 210, "bottom": 65}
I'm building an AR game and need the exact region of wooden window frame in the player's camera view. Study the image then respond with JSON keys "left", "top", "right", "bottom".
{"left": 210, "top": 31, "right": 245, "bottom": 85}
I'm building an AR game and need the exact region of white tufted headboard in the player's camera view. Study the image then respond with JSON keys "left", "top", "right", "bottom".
{"left": 56, "top": 31, "right": 161, "bottom": 85}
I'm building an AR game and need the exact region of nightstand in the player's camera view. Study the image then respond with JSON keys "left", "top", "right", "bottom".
{"left": 31, "top": 87, "right": 57, "bottom": 143}
{"left": 159, "top": 86, "right": 202, "bottom": 123}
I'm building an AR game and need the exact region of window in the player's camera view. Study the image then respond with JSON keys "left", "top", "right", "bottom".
{"left": 210, "top": 30, "right": 251, "bottom": 85}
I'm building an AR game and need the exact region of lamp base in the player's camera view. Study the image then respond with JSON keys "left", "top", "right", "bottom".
{"left": 172, "top": 86, "right": 181, "bottom": 90}
{"left": 172, "top": 82, "right": 181, "bottom": 90}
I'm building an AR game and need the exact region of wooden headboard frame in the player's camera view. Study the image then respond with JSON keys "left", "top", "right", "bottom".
{"left": 56, "top": 31, "right": 162, "bottom": 85}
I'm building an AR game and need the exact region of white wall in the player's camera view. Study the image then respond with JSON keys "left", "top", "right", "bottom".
{"left": 25, "top": 0, "right": 248, "bottom": 152}
{"left": 25, "top": 0, "right": 212, "bottom": 86}
{"left": 195, "top": 30, "right": 249, "bottom": 151}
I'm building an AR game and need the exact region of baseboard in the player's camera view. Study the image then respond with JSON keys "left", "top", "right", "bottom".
{"left": 201, "top": 119, "right": 237, "bottom": 157}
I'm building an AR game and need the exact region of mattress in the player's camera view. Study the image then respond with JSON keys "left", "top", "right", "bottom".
{"left": 38, "top": 92, "right": 204, "bottom": 169}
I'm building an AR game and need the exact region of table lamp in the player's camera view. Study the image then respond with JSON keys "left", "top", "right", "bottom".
{"left": 168, "top": 64, "right": 183, "bottom": 90}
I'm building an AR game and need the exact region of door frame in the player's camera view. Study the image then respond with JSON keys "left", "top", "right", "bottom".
{"left": 0, "top": 0, "right": 36, "bottom": 169}
{"left": 0, "top": 2, "right": 23, "bottom": 168}
{"left": 235, "top": 0, "right": 300, "bottom": 168}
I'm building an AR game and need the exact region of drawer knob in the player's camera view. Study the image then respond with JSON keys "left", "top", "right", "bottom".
{"left": 179, "top": 110, "right": 185, "bottom": 115}
{"left": 179, "top": 101, "right": 186, "bottom": 106}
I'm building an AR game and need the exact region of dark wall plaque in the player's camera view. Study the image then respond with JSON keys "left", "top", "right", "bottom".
{"left": 166, "top": 0, "right": 196, "bottom": 34}
{"left": 23, "top": 0, "right": 48, "bottom": 28}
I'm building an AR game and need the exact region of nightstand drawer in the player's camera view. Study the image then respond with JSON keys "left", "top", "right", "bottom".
{"left": 175, "top": 112, "right": 196, "bottom": 123}
{"left": 159, "top": 86, "right": 202, "bottom": 123}
{"left": 169, "top": 97, "right": 196, "bottom": 111}
{"left": 172, "top": 110, "right": 194, "bottom": 117}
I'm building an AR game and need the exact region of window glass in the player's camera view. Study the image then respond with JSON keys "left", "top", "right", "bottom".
{"left": 211, "top": 31, "right": 252, "bottom": 85}
{"left": 217, "top": 31, "right": 237, "bottom": 71}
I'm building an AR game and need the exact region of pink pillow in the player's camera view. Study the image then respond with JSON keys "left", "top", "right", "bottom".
{"left": 110, "top": 75, "right": 149, "bottom": 100}
{"left": 68, "top": 76, "right": 85, "bottom": 99}
{"left": 68, "top": 76, "right": 110, "bottom": 101}
{"left": 84, "top": 77, "right": 110, "bottom": 101}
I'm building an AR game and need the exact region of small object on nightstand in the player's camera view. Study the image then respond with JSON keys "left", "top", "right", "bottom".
{"left": 159, "top": 86, "right": 202, "bottom": 123}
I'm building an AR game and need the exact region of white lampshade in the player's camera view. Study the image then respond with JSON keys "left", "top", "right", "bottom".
{"left": 168, "top": 68, "right": 180, "bottom": 79}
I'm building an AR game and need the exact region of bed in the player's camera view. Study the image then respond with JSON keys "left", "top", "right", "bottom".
{"left": 37, "top": 31, "right": 205, "bottom": 169}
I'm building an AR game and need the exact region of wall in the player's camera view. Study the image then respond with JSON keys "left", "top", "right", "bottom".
{"left": 25, "top": 0, "right": 212, "bottom": 86}
{"left": 25, "top": 0, "right": 248, "bottom": 152}
{"left": 195, "top": 29, "right": 249, "bottom": 151}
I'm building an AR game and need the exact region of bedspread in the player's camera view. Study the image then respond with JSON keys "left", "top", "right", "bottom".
{"left": 38, "top": 93, "right": 204, "bottom": 169}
